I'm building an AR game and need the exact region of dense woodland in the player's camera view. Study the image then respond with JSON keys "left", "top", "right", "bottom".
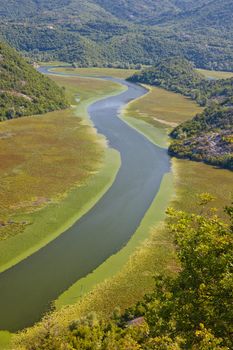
{"left": 129, "top": 58, "right": 233, "bottom": 170}
{"left": 169, "top": 106, "right": 233, "bottom": 170}
{"left": 14, "top": 198, "right": 233, "bottom": 349}
{"left": 0, "top": 0, "right": 233, "bottom": 71}
{"left": 0, "top": 41, "right": 67, "bottom": 120}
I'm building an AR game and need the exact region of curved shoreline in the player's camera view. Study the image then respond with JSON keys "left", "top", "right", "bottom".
{"left": 0, "top": 70, "right": 170, "bottom": 332}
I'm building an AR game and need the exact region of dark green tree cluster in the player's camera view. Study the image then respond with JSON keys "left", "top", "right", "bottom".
{"left": 0, "top": 41, "right": 67, "bottom": 121}
{"left": 169, "top": 106, "right": 233, "bottom": 170}
{"left": 15, "top": 198, "right": 233, "bottom": 350}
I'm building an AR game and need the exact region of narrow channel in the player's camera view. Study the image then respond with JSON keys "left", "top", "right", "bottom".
{"left": 0, "top": 69, "right": 170, "bottom": 331}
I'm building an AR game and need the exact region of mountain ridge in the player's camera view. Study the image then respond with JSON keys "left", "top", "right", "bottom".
{"left": 0, "top": 0, "right": 233, "bottom": 70}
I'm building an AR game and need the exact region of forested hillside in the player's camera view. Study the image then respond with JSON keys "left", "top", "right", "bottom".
{"left": 169, "top": 106, "right": 233, "bottom": 170}
{"left": 0, "top": 41, "right": 67, "bottom": 120}
{"left": 0, "top": 0, "right": 233, "bottom": 70}
{"left": 129, "top": 58, "right": 233, "bottom": 169}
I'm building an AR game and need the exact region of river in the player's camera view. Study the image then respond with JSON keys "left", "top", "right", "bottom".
{"left": 0, "top": 68, "right": 170, "bottom": 331}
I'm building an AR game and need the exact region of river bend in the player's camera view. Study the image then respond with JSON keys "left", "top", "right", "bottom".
{"left": 0, "top": 68, "right": 170, "bottom": 331}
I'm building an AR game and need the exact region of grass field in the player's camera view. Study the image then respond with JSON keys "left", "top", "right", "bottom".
{"left": 0, "top": 74, "right": 124, "bottom": 272}
{"left": 122, "top": 84, "right": 202, "bottom": 148}
{"left": 0, "top": 332, "right": 11, "bottom": 350}
{"left": 124, "top": 85, "right": 202, "bottom": 128}
{"left": 197, "top": 68, "right": 233, "bottom": 79}
{"left": 53, "top": 67, "right": 138, "bottom": 79}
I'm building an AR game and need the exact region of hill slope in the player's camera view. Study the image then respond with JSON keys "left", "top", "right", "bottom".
{"left": 0, "top": 0, "right": 233, "bottom": 70}
{"left": 0, "top": 41, "right": 67, "bottom": 120}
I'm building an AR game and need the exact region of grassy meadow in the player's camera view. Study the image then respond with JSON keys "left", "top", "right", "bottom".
{"left": 53, "top": 67, "right": 138, "bottom": 79}
{"left": 0, "top": 74, "right": 124, "bottom": 272}
{"left": 124, "top": 85, "right": 202, "bottom": 127}
{"left": 122, "top": 85, "right": 202, "bottom": 148}
{"left": 197, "top": 68, "right": 233, "bottom": 79}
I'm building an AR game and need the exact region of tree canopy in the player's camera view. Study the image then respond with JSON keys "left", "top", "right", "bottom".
{"left": 0, "top": 41, "right": 67, "bottom": 120}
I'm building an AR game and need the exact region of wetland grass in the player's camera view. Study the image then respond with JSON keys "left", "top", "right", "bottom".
{"left": 53, "top": 67, "right": 138, "bottom": 79}
{"left": 124, "top": 85, "right": 202, "bottom": 127}
{"left": 196, "top": 68, "right": 233, "bottom": 80}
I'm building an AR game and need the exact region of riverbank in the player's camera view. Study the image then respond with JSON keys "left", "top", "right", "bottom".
{"left": 52, "top": 66, "right": 138, "bottom": 79}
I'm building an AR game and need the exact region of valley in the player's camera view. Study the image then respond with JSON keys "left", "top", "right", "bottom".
{"left": 0, "top": 1, "right": 232, "bottom": 348}
{"left": 0, "top": 65, "right": 232, "bottom": 349}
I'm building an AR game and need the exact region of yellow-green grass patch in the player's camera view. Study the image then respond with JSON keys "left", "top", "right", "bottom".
{"left": 50, "top": 74, "right": 126, "bottom": 107}
{"left": 197, "top": 68, "right": 233, "bottom": 80}
{"left": 0, "top": 149, "right": 120, "bottom": 273}
{"left": 124, "top": 85, "right": 202, "bottom": 128}
{"left": 52, "top": 67, "right": 138, "bottom": 79}
{"left": 0, "top": 109, "right": 102, "bottom": 238}
{"left": 122, "top": 115, "right": 168, "bottom": 148}
{"left": 39, "top": 61, "right": 71, "bottom": 67}
{"left": 0, "top": 331, "right": 11, "bottom": 350}
{"left": 171, "top": 159, "right": 233, "bottom": 215}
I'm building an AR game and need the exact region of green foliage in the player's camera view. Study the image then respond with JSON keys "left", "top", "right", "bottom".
{"left": 0, "top": 41, "right": 67, "bottom": 120}
{"left": 169, "top": 106, "right": 233, "bottom": 170}
{"left": 1, "top": 1, "right": 233, "bottom": 71}
{"left": 14, "top": 199, "right": 233, "bottom": 350}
